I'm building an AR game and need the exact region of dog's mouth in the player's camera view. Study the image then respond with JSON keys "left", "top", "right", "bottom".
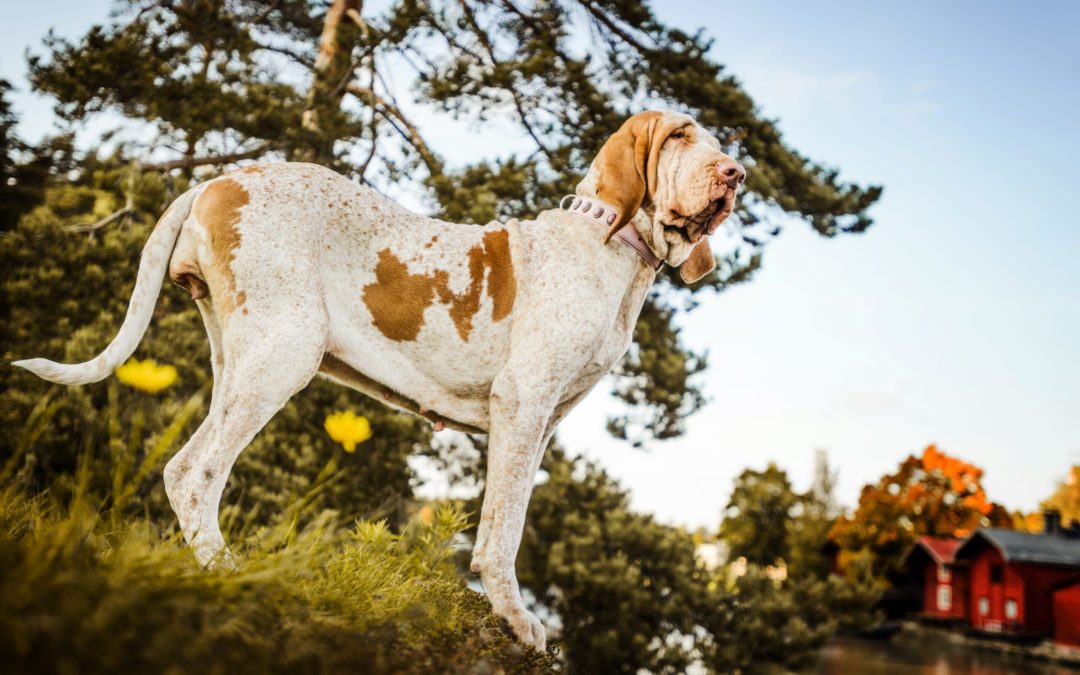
{"left": 662, "top": 193, "right": 734, "bottom": 245}
{"left": 662, "top": 223, "right": 695, "bottom": 245}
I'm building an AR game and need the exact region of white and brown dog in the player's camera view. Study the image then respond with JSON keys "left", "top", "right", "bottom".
{"left": 14, "top": 110, "right": 744, "bottom": 649}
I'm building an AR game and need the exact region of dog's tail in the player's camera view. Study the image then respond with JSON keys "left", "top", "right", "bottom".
{"left": 12, "top": 186, "right": 203, "bottom": 386}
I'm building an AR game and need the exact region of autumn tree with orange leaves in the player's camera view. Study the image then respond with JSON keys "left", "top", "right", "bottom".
{"left": 828, "top": 444, "right": 1012, "bottom": 579}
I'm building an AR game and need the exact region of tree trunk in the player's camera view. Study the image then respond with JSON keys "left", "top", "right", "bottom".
{"left": 301, "top": 0, "right": 362, "bottom": 162}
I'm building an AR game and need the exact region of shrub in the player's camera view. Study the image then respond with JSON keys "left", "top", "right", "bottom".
{"left": 0, "top": 475, "right": 555, "bottom": 675}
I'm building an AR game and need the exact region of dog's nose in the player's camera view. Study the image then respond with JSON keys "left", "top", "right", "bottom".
{"left": 717, "top": 160, "right": 746, "bottom": 188}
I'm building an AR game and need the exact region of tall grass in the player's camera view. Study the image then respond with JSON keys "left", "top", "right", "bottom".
{"left": 0, "top": 389, "right": 555, "bottom": 674}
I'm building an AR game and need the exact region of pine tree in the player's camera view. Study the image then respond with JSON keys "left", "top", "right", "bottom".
{"left": 0, "top": 80, "right": 50, "bottom": 230}
{"left": 28, "top": 0, "right": 882, "bottom": 444}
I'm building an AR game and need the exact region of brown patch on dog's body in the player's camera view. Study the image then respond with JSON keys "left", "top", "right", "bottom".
{"left": 482, "top": 230, "right": 517, "bottom": 321}
{"left": 362, "top": 230, "right": 517, "bottom": 343}
{"left": 194, "top": 178, "right": 250, "bottom": 314}
{"left": 361, "top": 250, "right": 438, "bottom": 341}
{"left": 433, "top": 245, "right": 486, "bottom": 341}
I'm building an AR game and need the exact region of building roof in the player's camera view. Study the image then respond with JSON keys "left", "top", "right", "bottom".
{"left": 911, "top": 536, "right": 964, "bottom": 565}
{"left": 955, "top": 528, "right": 1080, "bottom": 567}
{"left": 1050, "top": 573, "right": 1080, "bottom": 593}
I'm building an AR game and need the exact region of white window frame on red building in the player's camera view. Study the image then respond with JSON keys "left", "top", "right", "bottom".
{"left": 937, "top": 584, "right": 952, "bottom": 611}
{"left": 1005, "top": 598, "right": 1018, "bottom": 620}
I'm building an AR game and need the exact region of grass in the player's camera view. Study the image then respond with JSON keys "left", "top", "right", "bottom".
{"left": 0, "top": 372, "right": 555, "bottom": 674}
{"left": 0, "top": 464, "right": 556, "bottom": 674}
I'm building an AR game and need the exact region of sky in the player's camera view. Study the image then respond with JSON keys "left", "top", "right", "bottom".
{"left": 2, "top": 1, "right": 1078, "bottom": 530}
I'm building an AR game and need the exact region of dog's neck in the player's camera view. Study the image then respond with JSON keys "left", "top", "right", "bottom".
{"left": 574, "top": 169, "right": 667, "bottom": 263}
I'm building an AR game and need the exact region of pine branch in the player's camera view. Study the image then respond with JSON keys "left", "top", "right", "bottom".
{"left": 254, "top": 41, "right": 315, "bottom": 68}
{"left": 140, "top": 144, "right": 270, "bottom": 172}
{"left": 64, "top": 206, "right": 133, "bottom": 233}
{"left": 347, "top": 84, "right": 443, "bottom": 177}
{"left": 498, "top": 0, "right": 575, "bottom": 65}
{"left": 458, "top": 0, "right": 554, "bottom": 159}
{"left": 578, "top": 1, "right": 655, "bottom": 55}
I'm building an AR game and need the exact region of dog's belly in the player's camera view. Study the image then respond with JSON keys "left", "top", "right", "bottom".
{"left": 321, "top": 287, "right": 509, "bottom": 432}
{"left": 318, "top": 351, "right": 491, "bottom": 433}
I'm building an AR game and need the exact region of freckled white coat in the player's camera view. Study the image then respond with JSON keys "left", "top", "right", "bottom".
{"left": 13, "top": 111, "right": 745, "bottom": 650}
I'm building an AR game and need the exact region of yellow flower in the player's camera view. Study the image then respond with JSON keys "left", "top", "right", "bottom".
{"left": 115, "top": 358, "right": 178, "bottom": 394}
{"left": 418, "top": 505, "right": 434, "bottom": 525}
{"left": 324, "top": 411, "right": 372, "bottom": 452}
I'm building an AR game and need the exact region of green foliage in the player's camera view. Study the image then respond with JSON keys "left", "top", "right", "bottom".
{"left": 786, "top": 450, "right": 841, "bottom": 579}
{"left": 0, "top": 473, "right": 554, "bottom": 674}
{"left": 720, "top": 463, "right": 801, "bottom": 566}
{"left": 703, "top": 570, "right": 835, "bottom": 673}
{"left": 511, "top": 449, "right": 875, "bottom": 673}
{"left": 718, "top": 453, "right": 851, "bottom": 581}
{"left": 821, "top": 554, "right": 885, "bottom": 635}
{"left": 29, "top": 1, "right": 317, "bottom": 172}
{"left": 519, "top": 449, "right": 706, "bottom": 672}
{"left": 608, "top": 295, "right": 707, "bottom": 444}
{"left": 0, "top": 81, "right": 49, "bottom": 231}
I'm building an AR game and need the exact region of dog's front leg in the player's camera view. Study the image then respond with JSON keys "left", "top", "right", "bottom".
{"left": 471, "top": 375, "right": 552, "bottom": 650}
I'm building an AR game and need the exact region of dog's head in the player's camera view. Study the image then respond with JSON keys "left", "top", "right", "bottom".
{"left": 585, "top": 111, "right": 745, "bottom": 283}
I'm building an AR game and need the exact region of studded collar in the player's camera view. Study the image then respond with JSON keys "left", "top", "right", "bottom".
{"left": 558, "top": 195, "right": 664, "bottom": 271}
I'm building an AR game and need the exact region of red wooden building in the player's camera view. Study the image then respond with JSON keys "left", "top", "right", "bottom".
{"left": 1052, "top": 575, "right": 1080, "bottom": 648}
{"left": 903, "top": 536, "right": 968, "bottom": 622}
{"left": 954, "top": 523, "right": 1080, "bottom": 636}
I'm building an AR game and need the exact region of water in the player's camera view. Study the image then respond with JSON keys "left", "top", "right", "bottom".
{"left": 815, "top": 637, "right": 1079, "bottom": 674}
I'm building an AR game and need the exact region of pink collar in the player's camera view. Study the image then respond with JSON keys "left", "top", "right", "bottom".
{"left": 560, "top": 195, "right": 664, "bottom": 271}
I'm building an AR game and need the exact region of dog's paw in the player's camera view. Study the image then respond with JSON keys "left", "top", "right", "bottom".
{"left": 503, "top": 606, "right": 546, "bottom": 651}
{"left": 469, "top": 552, "right": 485, "bottom": 576}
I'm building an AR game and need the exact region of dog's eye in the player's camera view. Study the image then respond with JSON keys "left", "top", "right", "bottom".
{"left": 670, "top": 130, "right": 685, "bottom": 140}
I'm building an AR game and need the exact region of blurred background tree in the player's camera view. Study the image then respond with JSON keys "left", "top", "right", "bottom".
{"left": 0, "top": 79, "right": 51, "bottom": 230}
{"left": 512, "top": 447, "right": 878, "bottom": 673}
{"left": 719, "top": 463, "right": 800, "bottom": 566}
{"left": 1008, "top": 465, "right": 1080, "bottom": 534}
{"left": 787, "top": 449, "right": 841, "bottom": 579}
{"left": 716, "top": 451, "right": 843, "bottom": 579}
{"left": 827, "top": 444, "right": 1013, "bottom": 581}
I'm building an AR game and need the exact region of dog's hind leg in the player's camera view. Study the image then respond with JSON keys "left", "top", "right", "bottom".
{"left": 196, "top": 298, "right": 226, "bottom": 403}
{"left": 163, "top": 298, "right": 226, "bottom": 547}
{"left": 164, "top": 309, "right": 327, "bottom": 567}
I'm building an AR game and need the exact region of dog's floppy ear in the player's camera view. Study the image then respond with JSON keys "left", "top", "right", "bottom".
{"left": 680, "top": 239, "right": 716, "bottom": 284}
{"left": 594, "top": 111, "right": 687, "bottom": 242}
